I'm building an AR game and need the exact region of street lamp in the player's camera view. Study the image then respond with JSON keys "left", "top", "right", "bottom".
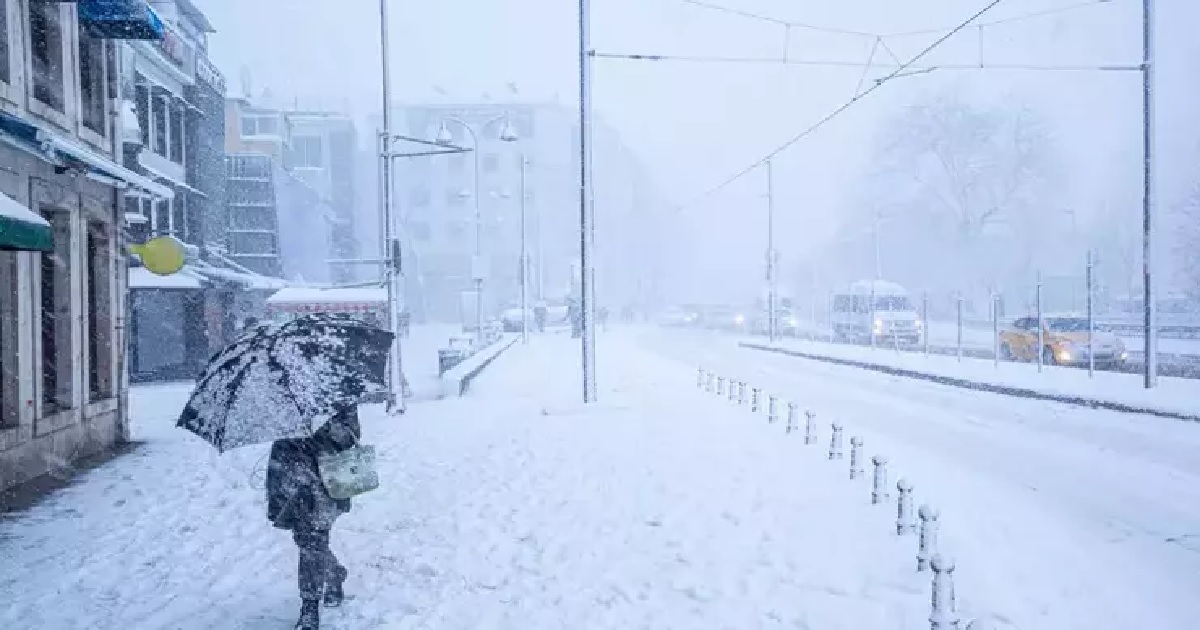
{"left": 434, "top": 114, "right": 519, "bottom": 344}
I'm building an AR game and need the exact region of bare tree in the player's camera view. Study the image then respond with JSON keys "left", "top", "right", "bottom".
{"left": 865, "top": 92, "right": 1058, "bottom": 298}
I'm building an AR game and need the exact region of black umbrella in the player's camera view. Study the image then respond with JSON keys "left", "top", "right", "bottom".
{"left": 178, "top": 313, "right": 394, "bottom": 452}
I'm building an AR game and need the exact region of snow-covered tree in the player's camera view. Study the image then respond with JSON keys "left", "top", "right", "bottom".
{"left": 859, "top": 92, "right": 1059, "bottom": 301}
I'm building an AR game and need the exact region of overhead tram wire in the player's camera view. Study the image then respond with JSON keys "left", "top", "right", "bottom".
{"left": 680, "top": 0, "right": 1007, "bottom": 207}
{"left": 590, "top": 52, "right": 1137, "bottom": 73}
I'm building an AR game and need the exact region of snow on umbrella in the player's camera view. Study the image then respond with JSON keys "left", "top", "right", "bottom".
{"left": 177, "top": 314, "right": 395, "bottom": 452}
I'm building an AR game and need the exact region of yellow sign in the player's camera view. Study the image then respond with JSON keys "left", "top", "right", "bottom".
{"left": 129, "top": 236, "right": 186, "bottom": 276}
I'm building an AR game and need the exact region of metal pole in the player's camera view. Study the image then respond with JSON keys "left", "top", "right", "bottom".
{"left": 956, "top": 295, "right": 963, "bottom": 362}
{"left": 1036, "top": 272, "right": 1045, "bottom": 373}
{"left": 578, "top": 0, "right": 598, "bottom": 402}
{"left": 1142, "top": 0, "right": 1157, "bottom": 388}
{"left": 992, "top": 293, "right": 1000, "bottom": 367}
{"left": 869, "top": 285, "right": 876, "bottom": 349}
{"left": 379, "top": 0, "right": 406, "bottom": 413}
{"left": 471, "top": 130, "right": 484, "bottom": 348}
{"left": 520, "top": 154, "right": 529, "bottom": 343}
{"left": 1087, "top": 250, "right": 1095, "bottom": 377}
{"left": 922, "top": 292, "right": 929, "bottom": 356}
{"left": 766, "top": 158, "right": 777, "bottom": 343}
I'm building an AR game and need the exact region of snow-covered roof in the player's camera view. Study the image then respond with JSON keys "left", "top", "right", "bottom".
{"left": 266, "top": 287, "right": 387, "bottom": 305}
{"left": 843, "top": 280, "right": 909, "bottom": 296}
{"left": 0, "top": 192, "right": 49, "bottom": 227}
{"left": 129, "top": 266, "right": 204, "bottom": 289}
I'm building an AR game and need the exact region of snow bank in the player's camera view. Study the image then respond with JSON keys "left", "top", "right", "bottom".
{"left": 747, "top": 337, "right": 1200, "bottom": 420}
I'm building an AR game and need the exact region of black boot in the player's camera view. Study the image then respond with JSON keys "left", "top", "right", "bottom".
{"left": 295, "top": 599, "right": 320, "bottom": 630}
{"left": 324, "top": 565, "right": 348, "bottom": 608}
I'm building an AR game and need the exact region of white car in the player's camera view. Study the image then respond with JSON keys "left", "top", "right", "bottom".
{"left": 831, "top": 279, "right": 923, "bottom": 345}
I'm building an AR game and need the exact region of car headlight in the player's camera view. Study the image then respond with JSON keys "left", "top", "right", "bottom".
{"left": 915, "top": 319, "right": 923, "bottom": 329}
{"left": 873, "top": 319, "right": 883, "bottom": 330}
{"left": 734, "top": 314, "right": 745, "bottom": 325}
{"left": 787, "top": 317, "right": 798, "bottom": 326}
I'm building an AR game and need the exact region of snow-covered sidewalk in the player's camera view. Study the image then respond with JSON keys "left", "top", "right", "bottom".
{"left": 2, "top": 333, "right": 948, "bottom": 629}
{"left": 746, "top": 336, "right": 1200, "bottom": 419}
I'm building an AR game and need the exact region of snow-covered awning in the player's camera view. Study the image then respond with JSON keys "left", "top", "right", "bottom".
{"left": 129, "top": 266, "right": 204, "bottom": 289}
{"left": 266, "top": 287, "right": 387, "bottom": 314}
{"left": 0, "top": 191, "right": 51, "bottom": 252}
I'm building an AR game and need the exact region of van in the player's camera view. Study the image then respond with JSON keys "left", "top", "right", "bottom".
{"left": 831, "top": 280, "right": 922, "bottom": 345}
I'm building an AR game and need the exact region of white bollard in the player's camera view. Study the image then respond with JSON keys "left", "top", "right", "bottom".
{"left": 896, "top": 479, "right": 915, "bottom": 535}
{"left": 786, "top": 402, "right": 797, "bottom": 433}
{"left": 738, "top": 381, "right": 747, "bottom": 405}
{"left": 716, "top": 376, "right": 725, "bottom": 396}
{"left": 728, "top": 379, "right": 737, "bottom": 401}
{"left": 929, "top": 554, "right": 960, "bottom": 630}
{"left": 706, "top": 373, "right": 715, "bottom": 393}
{"left": 849, "top": 437, "right": 864, "bottom": 479}
{"left": 871, "top": 455, "right": 890, "bottom": 504}
{"left": 768, "top": 396, "right": 778, "bottom": 423}
{"left": 751, "top": 388, "right": 760, "bottom": 412}
{"left": 917, "top": 505, "right": 940, "bottom": 572}
{"left": 829, "top": 423, "right": 844, "bottom": 460}
{"left": 804, "top": 411, "right": 817, "bottom": 445}
{"left": 697, "top": 367, "right": 705, "bottom": 388}
{"left": 966, "top": 620, "right": 997, "bottom": 630}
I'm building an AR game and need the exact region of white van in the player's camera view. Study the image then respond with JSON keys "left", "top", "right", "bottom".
{"left": 831, "top": 280, "right": 922, "bottom": 345}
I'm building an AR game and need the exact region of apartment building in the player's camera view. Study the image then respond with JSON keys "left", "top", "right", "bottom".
{"left": 0, "top": 0, "right": 175, "bottom": 492}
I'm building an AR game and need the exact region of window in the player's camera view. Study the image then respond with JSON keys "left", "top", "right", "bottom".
{"left": 41, "top": 209, "right": 74, "bottom": 414}
{"left": 135, "top": 80, "right": 150, "bottom": 147}
{"left": 87, "top": 220, "right": 114, "bottom": 401}
{"left": 230, "top": 208, "right": 274, "bottom": 230}
{"left": 409, "top": 221, "right": 431, "bottom": 242}
{"left": 154, "top": 198, "right": 170, "bottom": 235}
{"left": 30, "top": 2, "right": 64, "bottom": 111}
{"left": 152, "top": 94, "right": 168, "bottom": 157}
{"left": 1, "top": 0, "right": 11, "bottom": 85}
{"left": 446, "top": 188, "right": 466, "bottom": 206}
{"left": 169, "top": 100, "right": 184, "bottom": 163}
{"left": 171, "top": 195, "right": 186, "bottom": 240}
{"left": 241, "top": 114, "right": 278, "bottom": 137}
{"left": 231, "top": 232, "right": 277, "bottom": 255}
{"left": 0, "top": 252, "right": 17, "bottom": 428}
{"left": 289, "top": 136, "right": 323, "bottom": 168}
{"left": 78, "top": 32, "right": 106, "bottom": 135}
{"left": 409, "top": 186, "right": 430, "bottom": 208}
{"left": 481, "top": 153, "right": 499, "bottom": 173}
{"left": 833, "top": 295, "right": 851, "bottom": 312}
{"left": 447, "top": 153, "right": 465, "bottom": 173}
{"left": 873, "top": 296, "right": 912, "bottom": 311}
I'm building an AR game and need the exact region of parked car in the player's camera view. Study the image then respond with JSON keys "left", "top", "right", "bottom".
{"left": 831, "top": 280, "right": 922, "bottom": 345}
{"left": 998, "top": 314, "right": 1128, "bottom": 367}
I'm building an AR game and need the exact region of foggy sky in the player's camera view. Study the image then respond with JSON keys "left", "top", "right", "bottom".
{"left": 196, "top": 0, "right": 1200, "bottom": 301}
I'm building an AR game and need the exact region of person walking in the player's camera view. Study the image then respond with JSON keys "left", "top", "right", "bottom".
{"left": 266, "top": 403, "right": 361, "bottom": 629}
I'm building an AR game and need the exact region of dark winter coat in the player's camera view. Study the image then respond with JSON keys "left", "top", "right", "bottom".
{"left": 266, "top": 405, "right": 361, "bottom": 531}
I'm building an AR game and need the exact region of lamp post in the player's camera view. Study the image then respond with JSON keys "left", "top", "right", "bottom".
{"left": 1141, "top": 0, "right": 1157, "bottom": 388}
{"left": 435, "top": 115, "right": 518, "bottom": 346}
{"left": 377, "top": 0, "right": 406, "bottom": 414}
{"left": 765, "top": 158, "right": 778, "bottom": 343}
{"left": 578, "top": 0, "right": 598, "bottom": 402}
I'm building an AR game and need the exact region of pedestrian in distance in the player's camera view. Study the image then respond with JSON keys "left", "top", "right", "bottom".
{"left": 266, "top": 403, "right": 361, "bottom": 630}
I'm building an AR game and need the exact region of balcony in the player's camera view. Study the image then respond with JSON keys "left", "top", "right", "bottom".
{"left": 78, "top": 0, "right": 166, "bottom": 41}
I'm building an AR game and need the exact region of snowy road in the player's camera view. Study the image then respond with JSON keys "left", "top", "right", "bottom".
{"left": 2, "top": 331, "right": 944, "bottom": 629}
{"left": 642, "top": 327, "right": 1200, "bottom": 629}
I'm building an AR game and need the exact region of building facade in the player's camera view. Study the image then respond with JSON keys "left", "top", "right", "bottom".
{"left": 0, "top": 0, "right": 176, "bottom": 492}
{"left": 379, "top": 101, "right": 665, "bottom": 323}
{"left": 224, "top": 96, "right": 355, "bottom": 284}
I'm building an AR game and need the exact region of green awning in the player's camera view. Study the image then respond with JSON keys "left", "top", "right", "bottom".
{"left": 0, "top": 192, "right": 52, "bottom": 252}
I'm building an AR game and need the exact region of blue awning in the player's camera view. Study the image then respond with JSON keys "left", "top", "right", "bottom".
{"left": 0, "top": 110, "right": 173, "bottom": 200}
{"left": 79, "top": 0, "right": 165, "bottom": 41}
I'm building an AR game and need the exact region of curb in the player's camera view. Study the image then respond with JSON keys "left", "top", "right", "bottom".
{"left": 441, "top": 334, "right": 520, "bottom": 398}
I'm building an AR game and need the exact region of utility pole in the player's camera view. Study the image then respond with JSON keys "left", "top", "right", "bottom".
{"left": 519, "top": 155, "right": 529, "bottom": 343}
{"left": 378, "top": 0, "right": 406, "bottom": 413}
{"left": 1142, "top": 0, "right": 1157, "bottom": 388}
{"left": 578, "top": 0, "right": 597, "bottom": 402}
{"left": 766, "top": 158, "right": 777, "bottom": 343}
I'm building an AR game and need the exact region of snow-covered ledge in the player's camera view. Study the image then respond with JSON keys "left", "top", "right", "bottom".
{"left": 440, "top": 334, "right": 519, "bottom": 398}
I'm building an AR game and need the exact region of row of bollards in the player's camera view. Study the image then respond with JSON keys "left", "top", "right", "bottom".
{"left": 696, "top": 367, "right": 987, "bottom": 630}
